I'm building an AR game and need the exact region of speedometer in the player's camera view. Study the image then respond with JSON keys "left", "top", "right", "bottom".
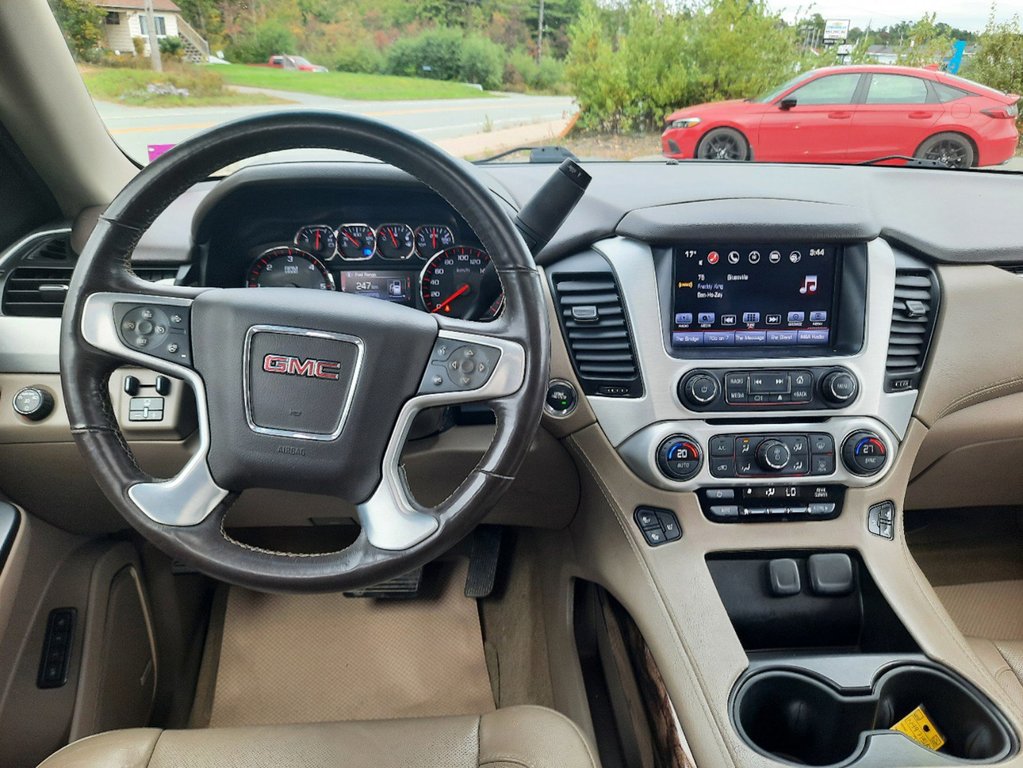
{"left": 246, "top": 247, "right": 335, "bottom": 290}
{"left": 420, "top": 246, "right": 503, "bottom": 320}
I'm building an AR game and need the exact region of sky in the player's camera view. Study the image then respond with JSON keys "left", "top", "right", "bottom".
{"left": 779, "top": 1, "right": 1023, "bottom": 32}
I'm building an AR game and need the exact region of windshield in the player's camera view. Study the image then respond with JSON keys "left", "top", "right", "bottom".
{"left": 49, "top": 0, "right": 1022, "bottom": 170}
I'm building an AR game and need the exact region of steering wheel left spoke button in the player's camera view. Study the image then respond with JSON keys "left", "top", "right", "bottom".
{"left": 421, "top": 340, "right": 501, "bottom": 393}
{"left": 115, "top": 303, "right": 191, "bottom": 365}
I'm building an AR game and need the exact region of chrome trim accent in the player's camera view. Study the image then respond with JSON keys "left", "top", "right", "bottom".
{"left": 544, "top": 378, "right": 578, "bottom": 418}
{"left": 242, "top": 324, "right": 365, "bottom": 442}
{"left": 588, "top": 236, "right": 918, "bottom": 447}
{"left": 357, "top": 328, "right": 526, "bottom": 551}
{"left": 619, "top": 416, "right": 898, "bottom": 492}
{"left": 80, "top": 292, "right": 228, "bottom": 526}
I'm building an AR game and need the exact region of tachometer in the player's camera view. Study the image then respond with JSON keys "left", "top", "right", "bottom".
{"left": 294, "top": 225, "right": 337, "bottom": 261}
{"left": 337, "top": 224, "right": 377, "bottom": 260}
{"left": 420, "top": 246, "right": 503, "bottom": 320}
{"left": 376, "top": 223, "right": 415, "bottom": 260}
{"left": 415, "top": 225, "right": 455, "bottom": 259}
{"left": 246, "top": 247, "right": 335, "bottom": 290}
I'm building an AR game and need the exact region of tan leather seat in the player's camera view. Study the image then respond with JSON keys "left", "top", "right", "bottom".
{"left": 968, "top": 637, "right": 1023, "bottom": 713}
{"left": 38, "top": 705, "right": 599, "bottom": 768}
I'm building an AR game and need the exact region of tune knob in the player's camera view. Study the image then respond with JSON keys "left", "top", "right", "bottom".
{"left": 756, "top": 439, "right": 792, "bottom": 472}
{"left": 680, "top": 373, "right": 719, "bottom": 407}
{"left": 821, "top": 370, "right": 859, "bottom": 405}
{"left": 842, "top": 431, "right": 889, "bottom": 476}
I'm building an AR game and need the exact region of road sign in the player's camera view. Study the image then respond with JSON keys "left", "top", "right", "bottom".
{"left": 824, "top": 19, "right": 851, "bottom": 42}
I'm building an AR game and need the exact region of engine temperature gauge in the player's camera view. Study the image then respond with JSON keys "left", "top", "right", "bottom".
{"left": 337, "top": 224, "right": 376, "bottom": 261}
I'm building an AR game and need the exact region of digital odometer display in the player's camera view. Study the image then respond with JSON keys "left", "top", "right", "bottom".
{"left": 671, "top": 245, "right": 838, "bottom": 349}
{"left": 338, "top": 270, "right": 413, "bottom": 305}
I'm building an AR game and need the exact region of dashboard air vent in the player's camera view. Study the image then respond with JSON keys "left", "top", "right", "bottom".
{"left": 2, "top": 265, "right": 74, "bottom": 317}
{"left": 133, "top": 266, "right": 179, "bottom": 284}
{"left": 885, "top": 268, "right": 939, "bottom": 392}
{"left": 552, "top": 271, "right": 643, "bottom": 397}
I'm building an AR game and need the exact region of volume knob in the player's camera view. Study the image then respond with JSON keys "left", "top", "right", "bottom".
{"left": 681, "top": 373, "right": 719, "bottom": 407}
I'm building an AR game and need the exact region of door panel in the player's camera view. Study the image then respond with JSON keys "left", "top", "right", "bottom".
{"left": 847, "top": 74, "right": 942, "bottom": 162}
{"left": 757, "top": 73, "right": 864, "bottom": 163}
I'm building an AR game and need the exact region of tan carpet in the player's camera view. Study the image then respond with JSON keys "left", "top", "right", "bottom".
{"left": 208, "top": 561, "right": 495, "bottom": 727}
{"left": 934, "top": 580, "right": 1023, "bottom": 641}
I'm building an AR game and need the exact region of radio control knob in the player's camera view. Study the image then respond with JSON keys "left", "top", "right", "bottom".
{"left": 821, "top": 370, "right": 858, "bottom": 405}
{"left": 842, "top": 431, "right": 888, "bottom": 476}
{"left": 681, "top": 373, "right": 719, "bottom": 407}
{"left": 756, "top": 439, "right": 792, "bottom": 472}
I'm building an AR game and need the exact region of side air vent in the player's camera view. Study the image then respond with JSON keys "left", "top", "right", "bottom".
{"left": 133, "top": 266, "right": 180, "bottom": 284}
{"left": 551, "top": 271, "right": 643, "bottom": 397}
{"left": 885, "top": 268, "right": 939, "bottom": 392}
{"left": 2, "top": 265, "right": 74, "bottom": 317}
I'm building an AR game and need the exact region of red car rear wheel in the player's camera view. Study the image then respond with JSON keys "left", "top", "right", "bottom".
{"left": 915, "top": 132, "right": 976, "bottom": 169}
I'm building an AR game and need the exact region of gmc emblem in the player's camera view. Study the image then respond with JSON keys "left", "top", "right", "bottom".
{"left": 262, "top": 354, "right": 341, "bottom": 381}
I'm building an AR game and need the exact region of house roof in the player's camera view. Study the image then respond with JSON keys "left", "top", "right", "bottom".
{"left": 91, "top": 0, "right": 182, "bottom": 12}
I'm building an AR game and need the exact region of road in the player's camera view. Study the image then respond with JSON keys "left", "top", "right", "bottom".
{"left": 94, "top": 87, "right": 577, "bottom": 162}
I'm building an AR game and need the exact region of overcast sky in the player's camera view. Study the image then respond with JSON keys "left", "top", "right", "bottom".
{"left": 779, "top": 1, "right": 1023, "bottom": 32}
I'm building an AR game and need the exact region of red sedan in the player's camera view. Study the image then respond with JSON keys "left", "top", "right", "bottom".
{"left": 661, "top": 66, "right": 1019, "bottom": 168}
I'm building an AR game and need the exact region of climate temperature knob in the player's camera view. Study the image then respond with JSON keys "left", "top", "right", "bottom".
{"left": 656, "top": 435, "right": 703, "bottom": 481}
{"left": 842, "top": 431, "right": 889, "bottom": 476}
{"left": 756, "top": 439, "right": 792, "bottom": 472}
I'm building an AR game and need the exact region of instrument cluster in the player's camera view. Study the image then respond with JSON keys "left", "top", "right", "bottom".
{"left": 245, "top": 222, "right": 503, "bottom": 321}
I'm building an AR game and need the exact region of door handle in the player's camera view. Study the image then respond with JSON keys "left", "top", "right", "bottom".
{"left": 908, "top": 111, "right": 934, "bottom": 119}
{"left": 827, "top": 111, "right": 852, "bottom": 119}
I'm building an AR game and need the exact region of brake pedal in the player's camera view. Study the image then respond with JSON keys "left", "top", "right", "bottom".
{"left": 344, "top": 567, "right": 423, "bottom": 599}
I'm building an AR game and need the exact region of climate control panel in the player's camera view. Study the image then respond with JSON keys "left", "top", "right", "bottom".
{"left": 709, "top": 433, "right": 836, "bottom": 479}
{"left": 678, "top": 367, "right": 859, "bottom": 411}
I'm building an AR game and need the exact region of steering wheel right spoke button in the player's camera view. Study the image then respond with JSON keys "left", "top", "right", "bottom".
{"left": 656, "top": 434, "right": 703, "bottom": 482}
{"left": 842, "top": 431, "right": 889, "bottom": 476}
{"left": 421, "top": 339, "right": 501, "bottom": 394}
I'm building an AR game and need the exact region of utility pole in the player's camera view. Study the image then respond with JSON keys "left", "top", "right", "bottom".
{"left": 536, "top": 0, "right": 545, "bottom": 64}
{"left": 144, "top": 0, "right": 163, "bottom": 72}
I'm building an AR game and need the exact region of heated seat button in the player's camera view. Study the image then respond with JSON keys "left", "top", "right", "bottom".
{"left": 634, "top": 507, "right": 681, "bottom": 546}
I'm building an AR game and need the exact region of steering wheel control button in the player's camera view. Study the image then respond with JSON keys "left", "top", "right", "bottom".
{"left": 634, "top": 506, "right": 682, "bottom": 546}
{"left": 13, "top": 387, "right": 54, "bottom": 421}
{"left": 821, "top": 370, "right": 859, "bottom": 405}
{"left": 656, "top": 435, "right": 702, "bottom": 481}
{"left": 115, "top": 303, "right": 192, "bottom": 366}
{"left": 422, "top": 340, "right": 501, "bottom": 394}
{"left": 680, "top": 372, "right": 719, "bottom": 407}
{"left": 867, "top": 501, "right": 896, "bottom": 540}
{"left": 544, "top": 379, "right": 578, "bottom": 417}
{"left": 128, "top": 397, "right": 165, "bottom": 423}
{"left": 842, "top": 431, "right": 889, "bottom": 476}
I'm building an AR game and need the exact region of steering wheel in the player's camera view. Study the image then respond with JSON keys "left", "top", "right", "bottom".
{"left": 60, "top": 112, "right": 549, "bottom": 592}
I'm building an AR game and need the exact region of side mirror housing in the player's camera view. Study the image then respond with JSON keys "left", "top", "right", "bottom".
{"left": 779, "top": 98, "right": 797, "bottom": 111}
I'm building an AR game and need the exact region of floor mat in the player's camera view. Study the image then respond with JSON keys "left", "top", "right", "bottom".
{"left": 208, "top": 560, "right": 495, "bottom": 727}
{"left": 934, "top": 580, "right": 1023, "bottom": 641}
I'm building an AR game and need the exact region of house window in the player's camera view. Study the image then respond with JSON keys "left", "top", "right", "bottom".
{"left": 105, "top": 11, "right": 120, "bottom": 24}
{"left": 138, "top": 15, "right": 167, "bottom": 36}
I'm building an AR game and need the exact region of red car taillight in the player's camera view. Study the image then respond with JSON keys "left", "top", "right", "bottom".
{"left": 982, "top": 103, "right": 1019, "bottom": 119}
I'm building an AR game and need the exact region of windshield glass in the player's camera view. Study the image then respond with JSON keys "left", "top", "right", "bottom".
{"left": 49, "top": 0, "right": 1022, "bottom": 170}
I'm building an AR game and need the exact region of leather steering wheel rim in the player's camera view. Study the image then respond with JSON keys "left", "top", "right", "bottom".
{"left": 60, "top": 111, "right": 549, "bottom": 592}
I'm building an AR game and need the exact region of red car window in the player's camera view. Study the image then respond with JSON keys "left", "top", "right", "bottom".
{"left": 788, "top": 74, "right": 860, "bottom": 106}
{"left": 931, "top": 82, "right": 971, "bottom": 103}
{"left": 865, "top": 75, "right": 929, "bottom": 105}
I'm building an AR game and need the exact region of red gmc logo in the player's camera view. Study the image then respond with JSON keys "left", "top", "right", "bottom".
{"left": 262, "top": 354, "right": 341, "bottom": 381}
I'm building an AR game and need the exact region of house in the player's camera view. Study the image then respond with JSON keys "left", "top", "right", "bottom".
{"left": 865, "top": 45, "right": 899, "bottom": 65}
{"left": 90, "top": 0, "right": 209, "bottom": 63}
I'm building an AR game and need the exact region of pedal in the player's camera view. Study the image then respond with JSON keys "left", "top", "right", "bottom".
{"left": 344, "top": 567, "right": 423, "bottom": 599}
{"left": 464, "top": 526, "right": 502, "bottom": 598}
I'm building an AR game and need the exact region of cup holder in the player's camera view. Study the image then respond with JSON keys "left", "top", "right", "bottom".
{"left": 734, "top": 664, "right": 1015, "bottom": 766}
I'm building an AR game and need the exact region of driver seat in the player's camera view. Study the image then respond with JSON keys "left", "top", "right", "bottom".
{"left": 38, "top": 706, "right": 599, "bottom": 768}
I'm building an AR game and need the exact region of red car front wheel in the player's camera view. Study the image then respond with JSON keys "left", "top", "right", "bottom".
{"left": 696, "top": 127, "right": 749, "bottom": 161}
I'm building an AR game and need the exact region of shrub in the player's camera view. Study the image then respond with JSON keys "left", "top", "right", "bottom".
{"left": 386, "top": 27, "right": 463, "bottom": 81}
{"left": 459, "top": 35, "right": 504, "bottom": 89}
{"left": 962, "top": 13, "right": 1023, "bottom": 101}
{"left": 159, "top": 36, "right": 185, "bottom": 60}
{"left": 334, "top": 41, "right": 386, "bottom": 74}
{"left": 225, "top": 21, "right": 296, "bottom": 64}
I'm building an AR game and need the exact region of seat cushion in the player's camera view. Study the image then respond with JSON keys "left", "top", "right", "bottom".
{"left": 967, "top": 637, "right": 1023, "bottom": 713}
{"left": 38, "top": 706, "right": 599, "bottom": 768}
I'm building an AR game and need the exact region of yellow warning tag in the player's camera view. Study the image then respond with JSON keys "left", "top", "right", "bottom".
{"left": 890, "top": 705, "right": 946, "bottom": 751}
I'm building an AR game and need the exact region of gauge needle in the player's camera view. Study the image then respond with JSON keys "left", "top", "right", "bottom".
{"left": 314, "top": 230, "right": 321, "bottom": 251}
{"left": 431, "top": 283, "right": 470, "bottom": 313}
{"left": 343, "top": 231, "right": 360, "bottom": 246}
{"left": 389, "top": 229, "right": 398, "bottom": 247}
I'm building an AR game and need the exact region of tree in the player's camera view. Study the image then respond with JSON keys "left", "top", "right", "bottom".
{"left": 49, "top": 0, "right": 104, "bottom": 60}
{"left": 962, "top": 10, "right": 1023, "bottom": 99}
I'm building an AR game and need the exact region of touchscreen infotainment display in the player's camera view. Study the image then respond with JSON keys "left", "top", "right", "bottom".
{"left": 671, "top": 245, "right": 838, "bottom": 349}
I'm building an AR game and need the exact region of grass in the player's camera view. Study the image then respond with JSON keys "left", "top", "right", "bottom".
{"left": 81, "top": 66, "right": 289, "bottom": 107}
{"left": 217, "top": 65, "right": 495, "bottom": 101}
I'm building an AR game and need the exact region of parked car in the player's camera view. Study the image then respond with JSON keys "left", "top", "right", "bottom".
{"left": 264, "top": 54, "right": 328, "bottom": 72}
{"left": 662, "top": 65, "right": 1020, "bottom": 167}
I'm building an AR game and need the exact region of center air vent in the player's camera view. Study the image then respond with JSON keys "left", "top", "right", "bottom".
{"left": 551, "top": 270, "right": 642, "bottom": 397}
{"left": 885, "top": 268, "right": 939, "bottom": 392}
